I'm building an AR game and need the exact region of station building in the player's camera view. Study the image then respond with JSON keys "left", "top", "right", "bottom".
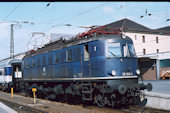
{"left": 106, "top": 18, "right": 170, "bottom": 80}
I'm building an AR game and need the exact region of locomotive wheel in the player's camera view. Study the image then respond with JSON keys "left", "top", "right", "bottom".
{"left": 95, "top": 93, "right": 106, "bottom": 108}
{"left": 133, "top": 96, "right": 140, "bottom": 105}
{"left": 139, "top": 98, "right": 147, "bottom": 107}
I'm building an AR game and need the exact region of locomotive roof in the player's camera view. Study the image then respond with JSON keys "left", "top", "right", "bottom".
{"left": 24, "top": 34, "right": 132, "bottom": 58}
{"left": 0, "top": 59, "right": 22, "bottom": 68}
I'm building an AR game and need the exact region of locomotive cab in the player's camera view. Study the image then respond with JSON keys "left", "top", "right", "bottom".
{"left": 106, "top": 36, "right": 139, "bottom": 78}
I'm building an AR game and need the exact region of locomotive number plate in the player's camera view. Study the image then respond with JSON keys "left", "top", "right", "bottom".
{"left": 122, "top": 72, "right": 133, "bottom": 76}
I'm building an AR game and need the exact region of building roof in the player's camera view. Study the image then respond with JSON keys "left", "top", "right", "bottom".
{"left": 105, "top": 18, "right": 151, "bottom": 32}
{"left": 105, "top": 18, "right": 170, "bottom": 35}
{"left": 155, "top": 26, "right": 170, "bottom": 31}
{"left": 153, "top": 26, "right": 170, "bottom": 35}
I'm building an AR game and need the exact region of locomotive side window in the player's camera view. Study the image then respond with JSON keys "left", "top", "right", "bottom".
{"left": 42, "top": 55, "right": 46, "bottom": 66}
{"left": 122, "top": 43, "right": 136, "bottom": 57}
{"left": 84, "top": 45, "right": 89, "bottom": 61}
{"left": 25, "top": 60, "right": 28, "bottom": 68}
{"left": 48, "top": 53, "right": 52, "bottom": 65}
{"left": 29, "top": 58, "right": 32, "bottom": 68}
{"left": 24, "top": 60, "right": 28, "bottom": 68}
{"left": 55, "top": 52, "right": 59, "bottom": 63}
{"left": 32, "top": 57, "right": 36, "bottom": 67}
{"left": 60, "top": 51, "right": 66, "bottom": 63}
{"left": 107, "top": 43, "right": 121, "bottom": 58}
{"left": 37, "top": 56, "right": 40, "bottom": 67}
{"left": 73, "top": 47, "right": 81, "bottom": 61}
{"left": 67, "top": 49, "right": 72, "bottom": 62}
{"left": 128, "top": 44, "right": 136, "bottom": 57}
{"left": 122, "top": 44, "right": 129, "bottom": 57}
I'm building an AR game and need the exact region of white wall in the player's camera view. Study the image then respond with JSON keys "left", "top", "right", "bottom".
{"left": 125, "top": 32, "right": 170, "bottom": 57}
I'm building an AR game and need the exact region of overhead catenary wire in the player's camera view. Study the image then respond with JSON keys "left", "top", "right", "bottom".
{"left": 148, "top": 20, "right": 170, "bottom": 29}
{"left": 3, "top": 2, "right": 22, "bottom": 21}
{"left": 42, "top": 2, "right": 108, "bottom": 33}
{"left": 4, "top": 3, "right": 170, "bottom": 50}
{"left": 28, "top": 2, "right": 51, "bottom": 21}
{"left": 24, "top": 3, "right": 128, "bottom": 26}
{"left": 14, "top": 2, "right": 166, "bottom": 32}
{"left": 4, "top": 2, "right": 131, "bottom": 36}
{"left": 0, "top": 1, "right": 169, "bottom": 61}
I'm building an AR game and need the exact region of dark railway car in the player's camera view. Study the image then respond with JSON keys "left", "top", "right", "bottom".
{"left": 14, "top": 27, "right": 152, "bottom": 108}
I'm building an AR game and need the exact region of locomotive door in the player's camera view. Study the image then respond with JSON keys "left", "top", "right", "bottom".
{"left": 83, "top": 44, "right": 91, "bottom": 78}
{"left": 11, "top": 62, "right": 22, "bottom": 83}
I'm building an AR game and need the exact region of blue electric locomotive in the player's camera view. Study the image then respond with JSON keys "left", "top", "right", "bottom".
{"left": 17, "top": 27, "right": 152, "bottom": 108}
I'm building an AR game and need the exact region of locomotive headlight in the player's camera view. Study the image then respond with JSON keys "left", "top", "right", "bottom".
{"left": 111, "top": 70, "right": 116, "bottom": 76}
{"left": 136, "top": 69, "right": 140, "bottom": 75}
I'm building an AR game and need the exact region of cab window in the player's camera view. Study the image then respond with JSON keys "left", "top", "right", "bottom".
{"left": 122, "top": 43, "right": 136, "bottom": 57}
{"left": 107, "top": 43, "right": 121, "bottom": 58}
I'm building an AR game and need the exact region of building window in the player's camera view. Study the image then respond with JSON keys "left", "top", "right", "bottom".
{"left": 156, "top": 37, "right": 159, "bottom": 43}
{"left": 143, "top": 49, "right": 146, "bottom": 55}
{"left": 157, "top": 49, "right": 159, "bottom": 53}
{"left": 135, "top": 35, "right": 137, "bottom": 40}
{"left": 142, "top": 36, "right": 145, "bottom": 43}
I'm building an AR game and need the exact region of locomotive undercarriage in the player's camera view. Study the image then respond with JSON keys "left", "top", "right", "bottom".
{"left": 10, "top": 79, "right": 151, "bottom": 108}
{"left": 92, "top": 82, "right": 148, "bottom": 108}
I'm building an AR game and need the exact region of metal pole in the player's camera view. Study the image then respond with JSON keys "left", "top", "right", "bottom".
{"left": 33, "top": 91, "right": 36, "bottom": 104}
{"left": 11, "top": 87, "right": 13, "bottom": 98}
{"left": 156, "top": 59, "right": 160, "bottom": 80}
{"left": 10, "top": 24, "right": 14, "bottom": 59}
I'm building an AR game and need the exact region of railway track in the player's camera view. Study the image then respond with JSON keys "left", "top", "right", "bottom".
{"left": 0, "top": 91, "right": 170, "bottom": 113}
{"left": 121, "top": 105, "right": 170, "bottom": 113}
{"left": 84, "top": 105, "right": 170, "bottom": 113}
{"left": 0, "top": 98, "right": 47, "bottom": 113}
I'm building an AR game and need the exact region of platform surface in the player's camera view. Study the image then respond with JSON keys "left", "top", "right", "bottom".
{"left": 142, "top": 80, "right": 170, "bottom": 95}
{"left": 140, "top": 80, "right": 170, "bottom": 111}
{"left": 0, "top": 102, "right": 17, "bottom": 113}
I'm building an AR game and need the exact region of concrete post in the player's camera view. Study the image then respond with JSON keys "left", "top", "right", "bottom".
{"left": 156, "top": 59, "right": 160, "bottom": 80}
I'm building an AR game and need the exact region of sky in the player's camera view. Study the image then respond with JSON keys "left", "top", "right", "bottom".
{"left": 0, "top": 2, "right": 169, "bottom": 60}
